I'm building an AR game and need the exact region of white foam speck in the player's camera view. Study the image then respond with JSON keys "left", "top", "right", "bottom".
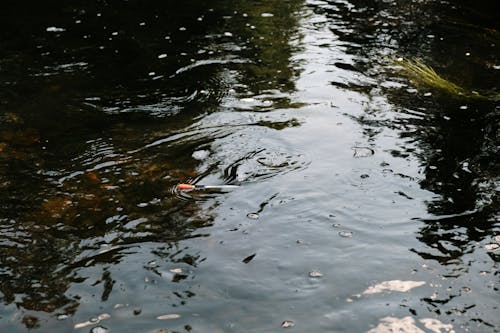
{"left": 46, "top": 27, "right": 66, "bottom": 32}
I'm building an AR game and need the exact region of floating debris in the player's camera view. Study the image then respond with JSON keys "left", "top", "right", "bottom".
{"left": 133, "top": 308, "right": 142, "bottom": 316}
{"left": 242, "top": 253, "right": 256, "bottom": 264}
{"left": 177, "top": 183, "right": 240, "bottom": 191}
{"left": 396, "top": 57, "right": 500, "bottom": 101}
{"left": 281, "top": 320, "right": 295, "bottom": 328}
{"left": 157, "top": 314, "right": 181, "bottom": 320}
{"left": 309, "top": 271, "right": 323, "bottom": 278}
{"left": 246, "top": 213, "right": 259, "bottom": 220}
{"left": 353, "top": 147, "right": 374, "bottom": 158}
{"left": 338, "top": 231, "right": 353, "bottom": 238}
{"left": 362, "top": 280, "right": 426, "bottom": 295}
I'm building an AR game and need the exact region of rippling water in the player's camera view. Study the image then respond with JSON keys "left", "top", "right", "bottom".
{"left": 0, "top": 1, "right": 498, "bottom": 332}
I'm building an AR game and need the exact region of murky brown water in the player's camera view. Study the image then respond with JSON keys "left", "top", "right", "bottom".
{"left": 0, "top": 0, "right": 498, "bottom": 332}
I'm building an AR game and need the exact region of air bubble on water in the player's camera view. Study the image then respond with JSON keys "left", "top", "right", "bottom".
{"left": 139, "top": 22, "right": 145, "bottom": 26}
{"left": 179, "top": 27, "right": 186, "bottom": 31}
{"left": 247, "top": 213, "right": 259, "bottom": 220}
{"left": 460, "top": 105, "right": 468, "bottom": 110}
{"left": 338, "top": 231, "right": 353, "bottom": 238}
{"left": 158, "top": 54, "right": 167, "bottom": 59}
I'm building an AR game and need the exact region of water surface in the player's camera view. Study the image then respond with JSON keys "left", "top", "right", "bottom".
{"left": 0, "top": 0, "right": 498, "bottom": 332}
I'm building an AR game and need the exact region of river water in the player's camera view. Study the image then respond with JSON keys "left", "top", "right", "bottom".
{"left": 0, "top": 1, "right": 498, "bottom": 332}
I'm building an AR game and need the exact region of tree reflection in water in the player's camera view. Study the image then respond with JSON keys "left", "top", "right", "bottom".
{"left": 0, "top": 0, "right": 304, "bottom": 330}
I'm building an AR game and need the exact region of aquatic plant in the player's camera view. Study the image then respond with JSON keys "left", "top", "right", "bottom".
{"left": 396, "top": 57, "right": 500, "bottom": 101}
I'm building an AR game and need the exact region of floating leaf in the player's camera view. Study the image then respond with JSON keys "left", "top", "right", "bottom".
{"left": 242, "top": 253, "right": 256, "bottom": 264}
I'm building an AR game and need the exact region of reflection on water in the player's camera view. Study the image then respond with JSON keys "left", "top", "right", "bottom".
{"left": 1, "top": 0, "right": 499, "bottom": 332}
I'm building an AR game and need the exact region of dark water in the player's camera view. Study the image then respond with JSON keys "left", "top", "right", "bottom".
{"left": 0, "top": 0, "right": 499, "bottom": 332}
